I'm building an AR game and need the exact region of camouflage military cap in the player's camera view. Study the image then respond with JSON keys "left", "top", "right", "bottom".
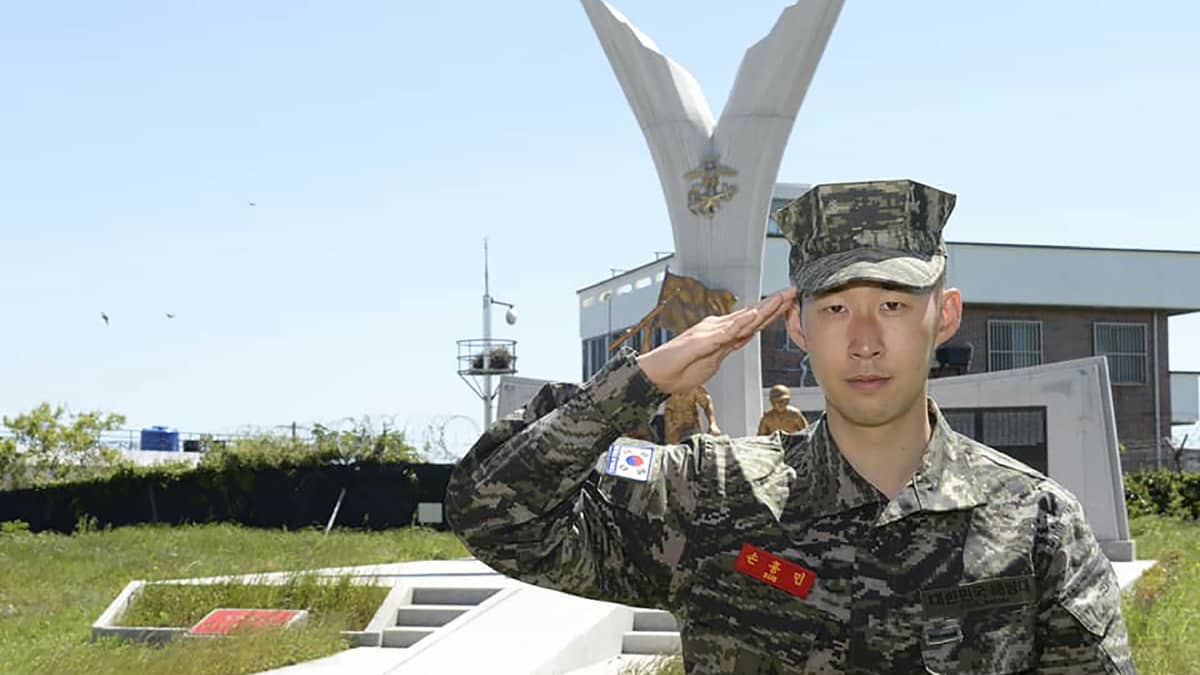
{"left": 773, "top": 179, "right": 956, "bottom": 297}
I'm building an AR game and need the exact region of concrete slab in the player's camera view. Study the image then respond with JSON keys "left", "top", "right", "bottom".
{"left": 1114, "top": 559, "right": 1157, "bottom": 591}
{"left": 259, "top": 647, "right": 410, "bottom": 674}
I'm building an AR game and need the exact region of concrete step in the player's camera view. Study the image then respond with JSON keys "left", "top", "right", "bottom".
{"left": 395, "top": 605, "right": 469, "bottom": 628}
{"left": 409, "top": 587, "right": 500, "bottom": 606}
{"left": 622, "top": 630, "right": 681, "bottom": 655}
{"left": 381, "top": 626, "right": 436, "bottom": 648}
{"left": 632, "top": 609, "right": 678, "bottom": 632}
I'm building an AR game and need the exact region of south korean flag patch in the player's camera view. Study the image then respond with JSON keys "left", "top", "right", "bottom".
{"left": 604, "top": 441, "right": 655, "bottom": 483}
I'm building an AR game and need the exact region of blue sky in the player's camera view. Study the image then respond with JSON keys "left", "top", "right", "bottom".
{"left": 2, "top": 1, "right": 1198, "bottom": 448}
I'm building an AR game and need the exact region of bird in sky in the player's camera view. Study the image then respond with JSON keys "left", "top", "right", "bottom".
{"left": 100, "top": 312, "right": 109, "bottom": 326}
{"left": 165, "top": 313, "right": 176, "bottom": 319}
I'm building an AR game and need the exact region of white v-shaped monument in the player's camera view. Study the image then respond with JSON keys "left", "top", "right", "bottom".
{"left": 583, "top": 0, "right": 845, "bottom": 436}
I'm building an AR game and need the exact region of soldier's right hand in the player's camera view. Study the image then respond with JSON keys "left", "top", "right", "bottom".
{"left": 635, "top": 288, "right": 797, "bottom": 395}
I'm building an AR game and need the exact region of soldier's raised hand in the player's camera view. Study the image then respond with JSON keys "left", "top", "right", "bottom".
{"left": 636, "top": 287, "right": 798, "bottom": 395}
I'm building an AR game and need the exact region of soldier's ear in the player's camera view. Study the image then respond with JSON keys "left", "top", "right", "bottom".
{"left": 934, "top": 287, "right": 963, "bottom": 347}
{"left": 785, "top": 301, "right": 808, "bottom": 351}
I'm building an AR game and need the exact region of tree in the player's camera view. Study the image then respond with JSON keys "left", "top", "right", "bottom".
{"left": 1, "top": 403, "right": 128, "bottom": 488}
{"left": 0, "top": 435, "right": 22, "bottom": 490}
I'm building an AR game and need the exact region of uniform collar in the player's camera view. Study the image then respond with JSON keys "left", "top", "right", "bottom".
{"left": 876, "top": 398, "right": 989, "bottom": 526}
{"left": 781, "top": 416, "right": 886, "bottom": 525}
{"left": 784, "top": 398, "right": 986, "bottom": 528}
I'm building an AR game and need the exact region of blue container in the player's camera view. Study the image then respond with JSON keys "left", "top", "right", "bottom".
{"left": 140, "top": 426, "right": 180, "bottom": 452}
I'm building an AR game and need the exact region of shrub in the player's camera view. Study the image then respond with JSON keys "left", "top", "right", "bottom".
{"left": 471, "top": 346, "right": 512, "bottom": 371}
{"left": 198, "top": 417, "right": 422, "bottom": 472}
{"left": 1124, "top": 470, "right": 1200, "bottom": 520}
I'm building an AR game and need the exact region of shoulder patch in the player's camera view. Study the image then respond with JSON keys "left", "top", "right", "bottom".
{"left": 605, "top": 440, "right": 656, "bottom": 483}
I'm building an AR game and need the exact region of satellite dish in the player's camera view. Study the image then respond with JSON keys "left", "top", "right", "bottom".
{"left": 505, "top": 308, "right": 518, "bottom": 325}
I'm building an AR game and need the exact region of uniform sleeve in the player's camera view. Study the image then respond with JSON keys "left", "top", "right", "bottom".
{"left": 444, "top": 346, "right": 702, "bottom": 610}
{"left": 1034, "top": 488, "right": 1136, "bottom": 674}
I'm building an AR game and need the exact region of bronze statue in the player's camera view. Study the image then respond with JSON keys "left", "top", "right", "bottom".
{"left": 663, "top": 384, "right": 720, "bottom": 444}
{"left": 757, "top": 384, "right": 808, "bottom": 435}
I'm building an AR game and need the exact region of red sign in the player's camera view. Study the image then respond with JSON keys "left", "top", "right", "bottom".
{"left": 734, "top": 542, "right": 816, "bottom": 599}
{"left": 188, "top": 608, "right": 308, "bottom": 636}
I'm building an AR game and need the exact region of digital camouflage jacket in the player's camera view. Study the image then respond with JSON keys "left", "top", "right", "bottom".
{"left": 445, "top": 346, "right": 1134, "bottom": 674}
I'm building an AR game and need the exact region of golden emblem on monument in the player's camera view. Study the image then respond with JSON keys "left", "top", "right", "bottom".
{"left": 684, "top": 155, "right": 739, "bottom": 217}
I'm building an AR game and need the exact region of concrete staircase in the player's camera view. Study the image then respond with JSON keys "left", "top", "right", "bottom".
{"left": 622, "top": 608, "right": 681, "bottom": 656}
{"left": 381, "top": 586, "right": 499, "bottom": 649}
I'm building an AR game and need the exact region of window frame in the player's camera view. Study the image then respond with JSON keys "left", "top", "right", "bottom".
{"left": 1093, "top": 321, "right": 1148, "bottom": 386}
{"left": 582, "top": 335, "right": 611, "bottom": 381}
{"left": 986, "top": 319, "right": 1044, "bottom": 372}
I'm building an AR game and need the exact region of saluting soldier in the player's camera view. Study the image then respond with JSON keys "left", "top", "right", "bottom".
{"left": 446, "top": 180, "right": 1134, "bottom": 674}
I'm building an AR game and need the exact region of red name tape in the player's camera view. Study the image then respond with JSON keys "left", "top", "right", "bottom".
{"left": 734, "top": 542, "right": 816, "bottom": 599}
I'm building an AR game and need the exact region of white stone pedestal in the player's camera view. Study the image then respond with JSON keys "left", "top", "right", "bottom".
{"left": 582, "top": 0, "right": 844, "bottom": 434}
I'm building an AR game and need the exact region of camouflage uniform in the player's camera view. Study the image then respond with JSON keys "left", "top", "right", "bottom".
{"left": 445, "top": 180, "right": 1134, "bottom": 674}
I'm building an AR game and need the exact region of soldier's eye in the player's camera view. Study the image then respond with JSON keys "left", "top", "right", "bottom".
{"left": 823, "top": 305, "right": 845, "bottom": 314}
{"left": 882, "top": 301, "right": 905, "bottom": 311}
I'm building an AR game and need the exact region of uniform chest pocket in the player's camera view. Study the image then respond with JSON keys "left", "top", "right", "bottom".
{"left": 684, "top": 619, "right": 813, "bottom": 674}
{"left": 919, "top": 603, "right": 1037, "bottom": 674}
{"left": 731, "top": 643, "right": 806, "bottom": 674}
{"left": 684, "top": 557, "right": 835, "bottom": 673}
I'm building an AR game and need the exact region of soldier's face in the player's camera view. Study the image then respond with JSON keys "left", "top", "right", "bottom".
{"left": 785, "top": 281, "right": 962, "bottom": 428}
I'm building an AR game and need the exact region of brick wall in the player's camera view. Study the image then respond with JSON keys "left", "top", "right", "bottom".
{"left": 949, "top": 305, "right": 1171, "bottom": 455}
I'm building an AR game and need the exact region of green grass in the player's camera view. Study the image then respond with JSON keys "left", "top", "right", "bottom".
{"left": 618, "top": 655, "right": 684, "bottom": 675}
{"left": 121, "top": 574, "right": 389, "bottom": 631}
{"left": 0, "top": 522, "right": 467, "bottom": 675}
{"left": 1122, "top": 515, "right": 1200, "bottom": 674}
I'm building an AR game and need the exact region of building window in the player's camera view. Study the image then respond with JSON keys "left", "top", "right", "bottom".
{"left": 943, "top": 406, "right": 1048, "bottom": 474}
{"left": 987, "top": 320, "right": 1043, "bottom": 371}
{"left": 1094, "top": 322, "right": 1147, "bottom": 385}
{"left": 582, "top": 336, "right": 610, "bottom": 381}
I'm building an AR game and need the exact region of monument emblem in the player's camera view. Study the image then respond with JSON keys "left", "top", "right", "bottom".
{"left": 583, "top": 0, "right": 844, "bottom": 435}
{"left": 684, "top": 155, "right": 739, "bottom": 217}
